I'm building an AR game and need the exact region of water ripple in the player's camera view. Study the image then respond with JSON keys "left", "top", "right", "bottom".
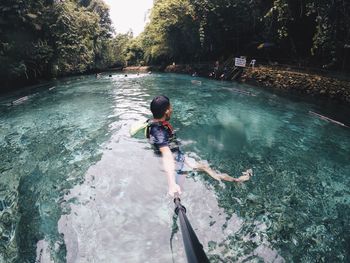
{"left": 0, "top": 73, "right": 349, "bottom": 262}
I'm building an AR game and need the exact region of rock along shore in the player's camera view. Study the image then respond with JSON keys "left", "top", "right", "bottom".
{"left": 123, "top": 64, "right": 350, "bottom": 104}
{"left": 241, "top": 66, "right": 350, "bottom": 104}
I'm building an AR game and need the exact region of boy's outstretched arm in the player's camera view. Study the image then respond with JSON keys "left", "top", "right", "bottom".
{"left": 159, "top": 146, "right": 181, "bottom": 196}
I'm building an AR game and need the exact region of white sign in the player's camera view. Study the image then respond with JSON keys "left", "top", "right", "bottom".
{"left": 235, "top": 57, "right": 246, "bottom": 67}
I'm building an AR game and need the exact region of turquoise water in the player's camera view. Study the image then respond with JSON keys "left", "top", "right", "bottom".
{"left": 0, "top": 73, "right": 349, "bottom": 263}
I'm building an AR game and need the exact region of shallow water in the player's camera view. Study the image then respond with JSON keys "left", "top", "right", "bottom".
{"left": 0, "top": 73, "right": 349, "bottom": 263}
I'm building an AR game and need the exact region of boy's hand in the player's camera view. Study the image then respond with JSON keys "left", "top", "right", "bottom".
{"left": 168, "top": 183, "right": 181, "bottom": 197}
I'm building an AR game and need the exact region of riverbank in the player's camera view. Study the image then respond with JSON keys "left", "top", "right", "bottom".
{"left": 122, "top": 66, "right": 151, "bottom": 72}
{"left": 241, "top": 66, "right": 350, "bottom": 104}
{"left": 0, "top": 67, "right": 124, "bottom": 95}
{"left": 142, "top": 64, "right": 350, "bottom": 104}
{"left": 122, "top": 66, "right": 164, "bottom": 73}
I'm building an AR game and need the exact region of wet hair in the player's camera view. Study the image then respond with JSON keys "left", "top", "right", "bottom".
{"left": 150, "top": 95, "right": 170, "bottom": 119}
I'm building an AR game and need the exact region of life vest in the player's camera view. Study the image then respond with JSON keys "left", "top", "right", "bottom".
{"left": 146, "top": 120, "right": 174, "bottom": 139}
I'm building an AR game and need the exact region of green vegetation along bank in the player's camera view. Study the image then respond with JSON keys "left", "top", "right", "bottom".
{"left": 2, "top": 0, "right": 350, "bottom": 98}
{"left": 0, "top": 0, "right": 131, "bottom": 92}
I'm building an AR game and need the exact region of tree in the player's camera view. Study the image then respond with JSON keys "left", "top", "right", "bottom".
{"left": 141, "top": 0, "right": 350, "bottom": 71}
{"left": 124, "top": 38, "right": 144, "bottom": 66}
{"left": 0, "top": 0, "right": 118, "bottom": 90}
{"left": 0, "top": 0, "right": 54, "bottom": 82}
{"left": 111, "top": 33, "right": 133, "bottom": 66}
{"left": 141, "top": 0, "right": 200, "bottom": 64}
{"left": 49, "top": 1, "right": 100, "bottom": 75}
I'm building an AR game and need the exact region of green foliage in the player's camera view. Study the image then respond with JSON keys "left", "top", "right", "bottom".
{"left": 1, "top": 0, "right": 349, "bottom": 88}
{"left": 141, "top": 0, "right": 350, "bottom": 70}
{"left": 124, "top": 38, "right": 144, "bottom": 66}
{"left": 0, "top": 0, "right": 116, "bottom": 88}
{"left": 49, "top": 1, "right": 99, "bottom": 74}
{"left": 189, "top": 0, "right": 262, "bottom": 58}
{"left": 110, "top": 33, "right": 133, "bottom": 66}
{"left": 0, "top": 0, "right": 50, "bottom": 81}
{"left": 307, "top": 0, "right": 350, "bottom": 68}
{"left": 140, "top": 0, "right": 200, "bottom": 65}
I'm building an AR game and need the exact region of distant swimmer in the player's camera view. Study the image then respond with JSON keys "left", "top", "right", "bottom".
{"left": 125, "top": 74, "right": 128, "bottom": 77}
{"left": 191, "top": 80, "right": 202, "bottom": 85}
{"left": 109, "top": 74, "right": 112, "bottom": 77}
{"left": 249, "top": 59, "right": 256, "bottom": 68}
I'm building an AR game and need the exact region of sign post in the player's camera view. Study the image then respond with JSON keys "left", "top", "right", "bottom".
{"left": 235, "top": 57, "right": 247, "bottom": 67}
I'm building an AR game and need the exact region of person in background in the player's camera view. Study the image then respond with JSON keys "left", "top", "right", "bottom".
{"left": 249, "top": 59, "right": 256, "bottom": 68}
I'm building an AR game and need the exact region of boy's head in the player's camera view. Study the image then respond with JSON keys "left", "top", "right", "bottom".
{"left": 150, "top": 95, "right": 172, "bottom": 120}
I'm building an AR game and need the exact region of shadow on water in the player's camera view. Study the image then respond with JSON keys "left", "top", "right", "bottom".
{"left": 260, "top": 85, "right": 350, "bottom": 127}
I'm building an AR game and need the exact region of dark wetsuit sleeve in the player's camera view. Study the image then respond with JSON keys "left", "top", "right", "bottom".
{"left": 150, "top": 125, "right": 169, "bottom": 148}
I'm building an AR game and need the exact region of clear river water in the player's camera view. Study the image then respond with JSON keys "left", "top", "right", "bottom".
{"left": 0, "top": 73, "right": 349, "bottom": 263}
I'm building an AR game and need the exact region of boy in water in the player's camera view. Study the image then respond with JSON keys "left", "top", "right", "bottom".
{"left": 147, "top": 95, "right": 252, "bottom": 197}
